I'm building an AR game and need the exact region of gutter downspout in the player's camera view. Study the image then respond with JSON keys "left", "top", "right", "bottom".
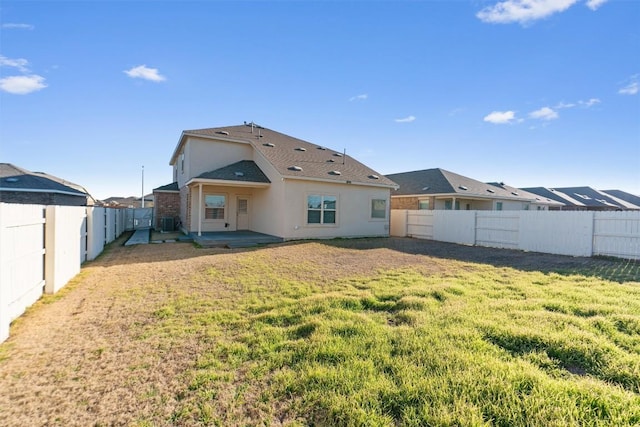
{"left": 198, "top": 183, "right": 203, "bottom": 237}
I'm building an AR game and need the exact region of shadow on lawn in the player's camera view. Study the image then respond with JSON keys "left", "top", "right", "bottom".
{"left": 95, "top": 233, "right": 639, "bottom": 284}
{"left": 323, "top": 237, "right": 640, "bottom": 284}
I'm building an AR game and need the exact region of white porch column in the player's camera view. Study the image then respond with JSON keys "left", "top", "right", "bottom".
{"left": 452, "top": 197, "right": 457, "bottom": 210}
{"left": 198, "top": 183, "right": 203, "bottom": 237}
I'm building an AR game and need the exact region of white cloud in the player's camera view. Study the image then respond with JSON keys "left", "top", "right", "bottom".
{"left": 579, "top": 98, "right": 600, "bottom": 107}
{"left": 483, "top": 110, "right": 516, "bottom": 124}
{"left": 554, "top": 101, "right": 576, "bottom": 109}
{"left": 0, "top": 75, "right": 47, "bottom": 94}
{"left": 585, "top": 0, "right": 608, "bottom": 11}
{"left": 0, "top": 55, "right": 30, "bottom": 72}
{"left": 529, "top": 106, "right": 559, "bottom": 120}
{"left": 124, "top": 65, "right": 166, "bottom": 82}
{"left": 618, "top": 74, "right": 640, "bottom": 95}
{"left": 394, "top": 115, "right": 416, "bottom": 123}
{"left": 349, "top": 94, "right": 368, "bottom": 101}
{"left": 1, "top": 23, "right": 34, "bottom": 30}
{"left": 477, "top": 0, "right": 578, "bottom": 24}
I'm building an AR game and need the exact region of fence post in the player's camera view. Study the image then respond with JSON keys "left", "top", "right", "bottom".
{"left": 44, "top": 206, "right": 56, "bottom": 294}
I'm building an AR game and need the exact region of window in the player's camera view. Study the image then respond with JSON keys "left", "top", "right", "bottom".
{"left": 307, "top": 195, "right": 336, "bottom": 224}
{"left": 418, "top": 200, "right": 430, "bottom": 210}
{"left": 205, "top": 195, "right": 225, "bottom": 219}
{"left": 180, "top": 153, "right": 185, "bottom": 174}
{"left": 445, "top": 200, "right": 452, "bottom": 210}
{"left": 496, "top": 202, "right": 503, "bottom": 211}
{"left": 371, "top": 199, "right": 387, "bottom": 219}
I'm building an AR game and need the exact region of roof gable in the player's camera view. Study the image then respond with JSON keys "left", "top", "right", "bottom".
{"left": 176, "top": 124, "right": 397, "bottom": 189}
{"left": 553, "top": 186, "right": 625, "bottom": 209}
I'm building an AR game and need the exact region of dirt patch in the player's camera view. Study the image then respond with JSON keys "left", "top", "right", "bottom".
{"left": 0, "top": 237, "right": 636, "bottom": 425}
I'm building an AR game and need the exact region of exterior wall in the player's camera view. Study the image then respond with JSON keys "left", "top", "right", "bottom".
{"left": 153, "top": 191, "right": 180, "bottom": 230}
{"left": 249, "top": 152, "right": 287, "bottom": 238}
{"left": 281, "top": 179, "right": 391, "bottom": 240}
{"left": 0, "top": 191, "right": 86, "bottom": 206}
{"left": 180, "top": 186, "right": 190, "bottom": 233}
{"left": 181, "top": 137, "right": 253, "bottom": 185}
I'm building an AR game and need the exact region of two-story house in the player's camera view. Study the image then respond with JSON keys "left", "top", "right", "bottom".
{"left": 154, "top": 123, "right": 398, "bottom": 240}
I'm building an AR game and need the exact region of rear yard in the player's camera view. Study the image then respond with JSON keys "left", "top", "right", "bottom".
{"left": 1, "top": 236, "right": 639, "bottom": 426}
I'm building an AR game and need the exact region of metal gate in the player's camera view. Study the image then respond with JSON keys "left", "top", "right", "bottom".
{"left": 125, "top": 208, "right": 152, "bottom": 230}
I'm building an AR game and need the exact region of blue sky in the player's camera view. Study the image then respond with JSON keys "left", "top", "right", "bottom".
{"left": 1, "top": 0, "right": 638, "bottom": 200}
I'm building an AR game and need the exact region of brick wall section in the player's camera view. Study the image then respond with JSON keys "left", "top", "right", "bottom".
{"left": 153, "top": 191, "right": 180, "bottom": 230}
{"left": 391, "top": 196, "right": 420, "bottom": 210}
{"left": 0, "top": 191, "right": 86, "bottom": 206}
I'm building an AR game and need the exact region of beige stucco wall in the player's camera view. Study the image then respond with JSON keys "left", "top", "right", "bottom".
{"left": 280, "top": 179, "right": 391, "bottom": 240}
{"left": 180, "top": 137, "right": 252, "bottom": 186}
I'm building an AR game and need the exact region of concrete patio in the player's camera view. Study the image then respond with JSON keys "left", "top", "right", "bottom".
{"left": 191, "top": 230, "right": 283, "bottom": 248}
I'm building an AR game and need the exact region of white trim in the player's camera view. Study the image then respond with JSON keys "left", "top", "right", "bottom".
{"left": 185, "top": 178, "right": 269, "bottom": 188}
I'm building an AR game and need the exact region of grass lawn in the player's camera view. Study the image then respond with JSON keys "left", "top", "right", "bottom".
{"left": 1, "top": 237, "right": 639, "bottom": 426}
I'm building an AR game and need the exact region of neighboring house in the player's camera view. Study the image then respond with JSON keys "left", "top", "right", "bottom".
{"left": 601, "top": 190, "right": 640, "bottom": 210}
{"left": 0, "top": 163, "right": 90, "bottom": 206}
{"left": 387, "top": 168, "right": 561, "bottom": 211}
{"left": 523, "top": 186, "right": 626, "bottom": 211}
{"left": 100, "top": 194, "right": 154, "bottom": 208}
{"left": 156, "top": 123, "right": 398, "bottom": 239}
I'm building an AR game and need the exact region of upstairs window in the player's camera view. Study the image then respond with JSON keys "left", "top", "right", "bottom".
{"left": 205, "top": 195, "right": 225, "bottom": 220}
{"left": 307, "top": 195, "right": 336, "bottom": 224}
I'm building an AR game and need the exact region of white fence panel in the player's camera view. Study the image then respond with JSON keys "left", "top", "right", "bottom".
{"left": 593, "top": 211, "right": 640, "bottom": 260}
{"left": 105, "top": 209, "right": 116, "bottom": 243}
{"left": 519, "top": 211, "right": 593, "bottom": 257}
{"left": 433, "top": 210, "right": 475, "bottom": 245}
{"left": 0, "top": 204, "right": 46, "bottom": 342}
{"left": 390, "top": 210, "right": 407, "bottom": 237}
{"left": 476, "top": 212, "right": 520, "bottom": 249}
{"left": 86, "top": 207, "right": 106, "bottom": 261}
{"left": 407, "top": 210, "right": 434, "bottom": 239}
{"left": 44, "top": 206, "right": 86, "bottom": 294}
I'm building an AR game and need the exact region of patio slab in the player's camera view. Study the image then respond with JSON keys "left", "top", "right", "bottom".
{"left": 191, "top": 230, "right": 283, "bottom": 248}
{"left": 125, "top": 228, "right": 150, "bottom": 246}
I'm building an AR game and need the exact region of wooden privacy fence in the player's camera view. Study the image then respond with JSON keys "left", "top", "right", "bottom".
{"left": 391, "top": 210, "right": 640, "bottom": 260}
{"left": 0, "top": 203, "right": 126, "bottom": 343}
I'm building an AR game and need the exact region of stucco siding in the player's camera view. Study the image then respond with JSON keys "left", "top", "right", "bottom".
{"left": 186, "top": 138, "right": 252, "bottom": 182}
{"left": 281, "top": 180, "right": 391, "bottom": 240}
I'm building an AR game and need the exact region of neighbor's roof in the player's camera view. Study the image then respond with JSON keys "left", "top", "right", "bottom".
{"left": 192, "top": 160, "right": 271, "bottom": 184}
{"left": 552, "top": 186, "right": 625, "bottom": 209}
{"left": 487, "top": 182, "right": 564, "bottom": 207}
{"left": 387, "top": 168, "right": 554, "bottom": 203}
{"left": 171, "top": 123, "right": 397, "bottom": 189}
{"left": 601, "top": 190, "right": 640, "bottom": 209}
{"left": 520, "top": 187, "right": 586, "bottom": 207}
{"left": 0, "top": 163, "right": 88, "bottom": 197}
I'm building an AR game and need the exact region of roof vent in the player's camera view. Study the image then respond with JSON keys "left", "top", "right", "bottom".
{"left": 333, "top": 153, "right": 343, "bottom": 157}
{"left": 369, "top": 174, "right": 379, "bottom": 180}
{"left": 5, "top": 177, "right": 19, "bottom": 183}
{"left": 295, "top": 147, "right": 307, "bottom": 152}
{"left": 317, "top": 146, "right": 327, "bottom": 150}
{"left": 288, "top": 166, "right": 303, "bottom": 171}
{"left": 263, "top": 142, "right": 275, "bottom": 147}
{"left": 327, "top": 159, "right": 335, "bottom": 163}
{"left": 459, "top": 186, "right": 468, "bottom": 191}
{"left": 511, "top": 191, "right": 519, "bottom": 196}
{"left": 487, "top": 188, "right": 495, "bottom": 193}
{"left": 422, "top": 186, "right": 430, "bottom": 191}
{"left": 536, "top": 197, "right": 541, "bottom": 201}
{"left": 329, "top": 170, "right": 342, "bottom": 176}
{"left": 234, "top": 171, "right": 244, "bottom": 177}
{"left": 216, "top": 130, "right": 230, "bottom": 136}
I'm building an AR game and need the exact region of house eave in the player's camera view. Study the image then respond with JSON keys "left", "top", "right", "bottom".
{"left": 391, "top": 192, "right": 555, "bottom": 204}
{"left": 186, "top": 178, "right": 270, "bottom": 188}
{"left": 0, "top": 187, "right": 87, "bottom": 197}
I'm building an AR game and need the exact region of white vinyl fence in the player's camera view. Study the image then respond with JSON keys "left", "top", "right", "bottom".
{"left": 391, "top": 210, "right": 640, "bottom": 260}
{"left": 0, "top": 203, "right": 126, "bottom": 343}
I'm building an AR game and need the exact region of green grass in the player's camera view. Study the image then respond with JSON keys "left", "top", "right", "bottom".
{"left": 146, "top": 251, "right": 640, "bottom": 426}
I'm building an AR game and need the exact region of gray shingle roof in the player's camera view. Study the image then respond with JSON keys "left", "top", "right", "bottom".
{"left": 552, "top": 186, "right": 625, "bottom": 209}
{"left": 521, "top": 187, "right": 585, "bottom": 206}
{"left": 194, "top": 160, "right": 270, "bottom": 184}
{"left": 387, "top": 168, "right": 547, "bottom": 202}
{"left": 0, "top": 163, "right": 87, "bottom": 196}
{"left": 178, "top": 124, "right": 397, "bottom": 189}
{"left": 602, "top": 190, "right": 640, "bottom": 209}
{"left": 153, "top": 182, "right": 179, "bottom": 192}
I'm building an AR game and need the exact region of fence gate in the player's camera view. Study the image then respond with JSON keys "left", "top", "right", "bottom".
{"left": 125, "top": 208, "right": 153, "bottom": 230}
